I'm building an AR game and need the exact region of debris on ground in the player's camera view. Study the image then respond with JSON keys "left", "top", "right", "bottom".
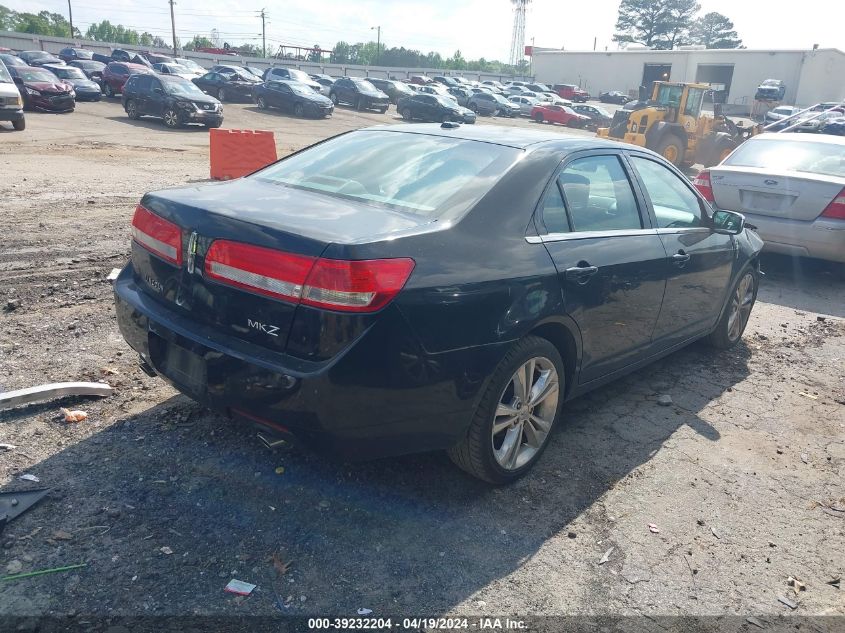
{"left": 5, "top": 560, "right": 22, "bottom": 574}
{"left": 648, "top": 523, "right": 660, "bottom": 534}
{"left": 271, "top": 552, "right": 292, "bottom": 576}
{"left": 787, "top": 576, "right": 806, "bottom": 594}
{"left": 159, "top": 546, "right": 173, "bottom": 555}
{"left": 567, "top": 531, "right": 576, "bottom": 539}
{"left": 0, "top": 444, "right": 16, "bottom": 451}
{"left": 826, "top": 577, "right": 840, "bottom": 589}
{"left": 60, "top": 407, "right": 88, "bottom": 423}
{"left": 746, "top": 616, "right": 765, "bottom": 628}
{"left": 106, "top": 268, "right": 121, "bottom": 282}
{"left": 0, "top": 381, "right": 113, "bottom": 410}
{"left": 18, "top": 474, "right": 40, "bottom": 483}
{"left": 798, "top": 392, "right": 818, "bottom": 400}
{"left": 0, "top": 489, "right": 50, "bottom": 530}
{"left": 710, "top": 526, "right": 721, "bottom": 539}
{"left": 599, "top": 547, "right": 614, "bottom": 565}
{"left": 52, "top": 530, "right": 72, "bottom": 541}
{"left": 1, "top": 563, "right": 87, "bottom": 582}
{"left": 224, "top": 579, "right": 256, "bottom": 596}
{"left": 274, "top": 466, "right": 285, "bottom": 475}
{"left": 777, "top": 595, "right": 798, "bottom": 610}
{"left": 4, "top": 299, "right": 21, "bottom": 312}
{"left": 357, "top": 608, "right": 373, "bottom": 615}
{"left": 800, "top": 453, "right": 809, "bottom": 464}
{"left": 657, "top": 394, "right": 673, "bottom": 406}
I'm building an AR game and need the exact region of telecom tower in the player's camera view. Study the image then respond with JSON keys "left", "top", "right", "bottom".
{"left": 509, "top": 0, "right": 529, "bottom": 68}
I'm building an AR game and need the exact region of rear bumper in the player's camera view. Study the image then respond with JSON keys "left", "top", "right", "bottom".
{"left": 743, "top": 212, "right": 845, "bottom": 263}
{"left": 113, "top": 265, "right": 500, "bottom": 460}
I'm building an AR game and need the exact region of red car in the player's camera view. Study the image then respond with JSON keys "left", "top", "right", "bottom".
{"left": 553, "top": 83, "right": 589, "bottom": 102}
{"left": 8, "top": 65, "right": 75, "bottom": 113}
{"left": 101, "top": 62, "right": 152, "bottom": 98}
{"left": 408, "top": 75, "right": 432, "bottom": 86}
{"left": 531, "top": 104, "right": 590, "bottom": 127}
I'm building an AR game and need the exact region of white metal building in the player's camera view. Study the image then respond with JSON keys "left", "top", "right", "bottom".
{"left": 532, "top": 47, "right": 845, "bottom": 114}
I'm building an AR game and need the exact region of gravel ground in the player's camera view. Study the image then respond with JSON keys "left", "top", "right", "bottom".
{"left": 1, "top": 99, "right": 843, "bottom": 625}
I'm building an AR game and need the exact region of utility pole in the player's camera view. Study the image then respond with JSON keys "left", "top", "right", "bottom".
{"left": 371, "top": 25, "right": 381, "bottom": 65}
{"left": 169, "top": 0, "right": 177, "bottom": 57}
{"left": 67, "top": 0, "right": 74, "bottom": 38}
{"left": 260, "top": 9, "right": 266, "bottom": 58}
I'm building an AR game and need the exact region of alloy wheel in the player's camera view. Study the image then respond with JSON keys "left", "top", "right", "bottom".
{"left": 218, "top": 88, "right": 226, "bottom": 102}
{"left": 727, "top": 272, "right": 755, "bottom": 342}
{"left": 294, "top": 103, "right": 304, "bottom": 117}
{"left": 491, "top": 356, "right": 559, "bottom": 471}
{"left": 127, "top": 100, "right": 137, "bottom": 119}
{"left": 163, "top": 109, "right": 179, "bottom": 128}
{"left": 257, "top": 96, "right": 267, "bottom": 109}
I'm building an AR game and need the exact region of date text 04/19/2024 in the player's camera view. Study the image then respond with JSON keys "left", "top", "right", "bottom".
{"left": 307, "top": 618, "right": 528, "bottom": 630}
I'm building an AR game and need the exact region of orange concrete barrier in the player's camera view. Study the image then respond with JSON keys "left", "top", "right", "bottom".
{"left": 209, "top": 129, "right": 278, "bottom": 180}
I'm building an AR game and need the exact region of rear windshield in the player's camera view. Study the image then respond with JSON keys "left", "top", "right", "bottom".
{"left": 254, "top": 130, "right": 520, "bottom": 218}
{"left": 73, "top": 49, "right": 93, "bottom": 59}
{"left": 724, "top": 138, "right": 845, "bottom": 178}
{"left": 49, "top": 66, "right": 86, "bottom": 79}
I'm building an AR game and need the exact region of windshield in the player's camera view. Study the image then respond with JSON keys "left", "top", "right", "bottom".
{"left": 18, "top": 68, "right": 57, "bottom": 82}
{"left": 128, "top": 66, "right": 151, "bottom": 75}
{"left": 163, "top": 77, "right": 206, "bottom": 97}
{"left": 492, "top": 93, "right": 510, "bottom": 105}
{"left": 393, "top": 80, "right": 412, "bottom": 91}
{"left": 435, "top": 95, "right": 457, "bottom": 107}
{"left": 25, "top": 51, "right": 53, "bottom": 60}
{"left": 254, "top": 130, "right": 520, "bottom": 218}
{"left": 288, "top": 82, "right": 316, "bottom": 97}
{"left": 655, "top": 84, "right": 683, "bottom": 108}
{"left": 286, "top": 68, "right": 310, "bottom": 82}
{"left": 164, "top": 64, "right": 190, "bottom": 73}
{"left": 0, "top": 62, "right": 10, "bottom": 83}
{"left": 352, "top": 78, "right": 377, "bottom": 91}
{"left": 50, "top": 66, "right": 86, "bottom": 79}
{"left": 175, "top": 58, "right": 203, "bottom": 70}
{"left": 73, "top": 49, "right": 93, "bottom": 59}
{"left": 724, "top": 138, "right": 845, "bottom": 179}
{"left": 78, "top": 61, "right": 104, "bottom": 70}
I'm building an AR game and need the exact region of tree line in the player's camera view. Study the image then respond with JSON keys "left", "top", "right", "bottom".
{"left": 614, "top": 0, "right": 743, "bottom": 49}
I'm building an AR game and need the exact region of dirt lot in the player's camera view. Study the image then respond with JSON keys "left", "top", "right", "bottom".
{"left": 1, "top": 99, "right": 844, "bottom": 626}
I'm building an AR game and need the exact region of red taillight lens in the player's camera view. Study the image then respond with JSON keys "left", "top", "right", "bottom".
{"left": 204, "top": 240, "right": 316, "bottom": 303}
{"left": 301, "top": 258, "right": 416, "bottom": 312}
{"left": 131, "top": 204, "right": 182, "bottom": 265}
{"left": 820, "top": 187, "right": 845, "bottom": 220}
{"left": 693, "top": 169, "right": 714, "bottom": 202}
{"left": 203, "top": 240, "right": 415, "bottom": 313}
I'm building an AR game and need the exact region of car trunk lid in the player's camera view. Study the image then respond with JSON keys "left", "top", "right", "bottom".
{"left": 709, "top": 165, "right": 845, "bottom": 221}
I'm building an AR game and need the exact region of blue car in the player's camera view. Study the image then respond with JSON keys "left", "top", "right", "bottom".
{"left": 43, "top": 64, "right": 101, "bottom": 101}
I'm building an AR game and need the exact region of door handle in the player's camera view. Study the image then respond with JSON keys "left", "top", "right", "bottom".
{"left": 565, "top": 264, "right": 599, "bottom": 284}
{"left": 672, "top": 251, "right": 691, "bottom": 267}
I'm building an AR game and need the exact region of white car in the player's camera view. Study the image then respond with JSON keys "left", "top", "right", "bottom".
{"left": 153, "top": 63, "right": 196, "bottom": 81}
{"left": 0, "top": 60, "right": 24, "bottom": 131}
{"left": 508, "top": 95, "right": 539, "bottom": 116}
{"left": 696, "top": 133, "right": 845, "bottom": 265}
{"left": 172, "top": 58, "right": 205, "bottom": 77}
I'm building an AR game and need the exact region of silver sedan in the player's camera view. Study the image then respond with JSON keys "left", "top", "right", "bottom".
{"left": 508, "top": 95, "right": 539, "bottom": 116}
{"left": 699, "top": 133, "right": 845, "bottom": 264}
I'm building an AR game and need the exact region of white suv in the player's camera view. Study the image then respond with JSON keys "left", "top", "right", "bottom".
{"left": 0, "top": 60, "right": 25, "bottom": 131}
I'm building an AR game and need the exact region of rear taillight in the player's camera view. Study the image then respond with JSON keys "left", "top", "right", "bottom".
{"left": 820, "top": 187, "right": 845, "bottom": 220}
{"left": 131, "top": 204, "right": 182, "bottom": 265}
{"left": 693, "top": 169, "right": 714, "bottom": 202}
{"left": 204, "top": 240, "right": 415, "bottom": 313}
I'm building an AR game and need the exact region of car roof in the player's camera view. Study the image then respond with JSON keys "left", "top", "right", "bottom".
{"left": 364, "top": 123, "right": 635, "bottom": 151}
{"left": 750, "top": 132, "right": 845, "bottom": 146}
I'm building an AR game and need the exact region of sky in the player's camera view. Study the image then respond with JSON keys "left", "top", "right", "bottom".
{"left": 5, "top": 0, "right": 842, "bottom": 60}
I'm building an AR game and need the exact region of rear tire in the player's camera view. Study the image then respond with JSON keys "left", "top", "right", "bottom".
{"left": 401, "top": 108, "right": 413, "bottom": 121}
{"left": 294, "top": 103, "right": 305, "bottom": 117}
{"left": 104, "top": 83, "right": 114, "bottom": 98}
{"left": 217, "top": 88, "right": 226, "bottom": 102}
{"left": 655, "top": 135, "right": 685, "bottom": 166}
{"left": 534, "top": 112, "right": 544, "bottom": 123}
{"left": 12, "top": 118, "right": 25, "bottom": 131}
{"left": 126, "top": 99, "right": 139, "bottom": 120}
{"left": 448, "top": 335, "right": 565, "bottom": 484}
{"left": 707, "top": 267, "right": 758, "bottom": 350}
{"left": 330, "top": 92, "right": 338, "bottom": 104}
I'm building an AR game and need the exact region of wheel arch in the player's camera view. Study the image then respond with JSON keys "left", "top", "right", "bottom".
{"left": 645, "top": 121, "right": 687, "bottom": 152}
{"left": 527, "top": 318, "right": 582, "bottom": 398}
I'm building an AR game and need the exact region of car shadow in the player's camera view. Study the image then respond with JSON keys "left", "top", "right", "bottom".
{"left": 0, "top": 339, "right": 749, "bottom": 616}
{"left": 242, "top": 106, "right": 329, "bottom": 122}
{"left": 104, "top": 116, "right": 212, "bottom": 132}
{"left": 757, "top": 253, "right": 844, "bottom": 317}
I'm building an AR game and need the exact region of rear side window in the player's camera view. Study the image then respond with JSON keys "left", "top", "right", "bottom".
{"left": 629, "top": 156, "right": 703, "bottom": 229}
{"left": 254, "top": 130, "right": 521, "bottom": 219}
{"left": 541, "top": 183, "right": 569, "bottom": 234}
{"left": 559, "top": 156, "right": 642, "bottom": 232}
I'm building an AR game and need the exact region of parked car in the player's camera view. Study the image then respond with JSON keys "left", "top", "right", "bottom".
{"left": 110, "top": 49, "right": 133, "bottom": 62}
{"left": 417, "top": 83, "right": 450, "bottom": 98}
{"left": 68, "top": 59, "right": 107, "bottom": 87}
{"left": 8, "top": 65, "right": 75, "bottom": 112}
{"left": 254, "top": 80, "right": 333, "bottom": 118}
{"left": 42, "top": 64, "right": 101, "bottom": 101}
{"left": 367, "top": 78, "right": 414, "bottom": 105}
{"left": 508, "top": 95, "right": 539, "bottom": 116}
{"left": 193, "top": 70, "right": 256, "bottom": 102}
{"left": 822, "top": 116, "right": 845, "bottom": 136}
{"left": 408, "top": 75, "right": 432, "bottom": 85}
{"left": 122, "top": 73, "right": 222, "bottom": 128}
{"left": 114, "top": 124, "right": 762, "bottom": 483}
{"left": 0, "top": 60, "right": 25, "bottom": 130}
{"left": 0, "top": 53, "right": 26, "bottom": 68}
{"left": 467, "top": 91, "right": 518, "bottom": 117}
{"left": 397, "top": 93, "right": 475, "bottom": 123}
{"left": 432, "top": 75, "right": 459, "bottom": 88}
{"left": 309, "top": 73, "right": 334, "bottom": 84}
{"left": 447, "top": 86, "right": 473, "bottom": 107}
{"left": 531, "top": 103, "right": 589, "bottom": 127}
{"left": 524, "top": 82, "right": 551, "bottom": 94}
{"left": 329, "top": 77, "right": 390, "bottom": 112}
{"left": 764, "top": 105, "right": 801, "bottom": 129}
{"left": 571, "top": 104, "right": 613, "bottom": 129}
{"left": 171, "top": 58, "right": 205, "bottom": 76}
{"left": 101, "top": 62, "right": 152, "bottom": 97}
{"left": 795, "top": 105, "right": 845, "bottom": 134}
{"left": 599, "top": 90, "right": 631, "bottom": 104}
{"left": 17, "top": 51, "right": 64, "bottom": 67}
{"left": 262, "top": 67, "right": 322, "bottom": 93}
{"left": 504, "top": 85, "right": 531, "bottom": 96}
{"left": 554, "top": 84, "right": 590, "bottom": 102}
{"left": 142, "top": 52, "right": 173, "bottom": 65}
{"left": 481, "top": 80, "right": 505, "bottom": 90}
{"left": 58, "top": 48, "right": 94, "bottom": 63}
{"left": 153, "top": 63, "right": 196, "bottom": 81}
{"left": 755, "top": 79, "right": 786, "bottom": 102}
{"left": 244, "top": 66, "right": 265, "bottom": 81}
{"left": 697, "top": 133, "right": 843, "bottom": 266}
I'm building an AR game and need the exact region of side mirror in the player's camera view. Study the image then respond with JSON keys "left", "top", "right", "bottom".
{"left": 712, "top": 209, "right": 745, "bottom": 235}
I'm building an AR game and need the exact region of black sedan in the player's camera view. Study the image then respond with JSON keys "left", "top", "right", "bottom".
{"left": 571, "top": 104, "right": 613, "bottom": 129}
{"left": 0, "top": 53, "right": 26, "bottom": 68}
{"left": 397, "top": 94, "right": 476, "bottom": 124}
{"left": 113, "top": 125, "right": 762, "bottom": 483}
{"left": 68, "top": 59, "right": 107, "bottom": 86}
{"left": 329, "top": 77, "right": 390, "bottom": 112}
{"left": 253, "top": 80, "right": 333, "bottom": 118}
{"left": 192, "top": 70, "right": 256, "bottom": 102}
{"left": 599, "top": 90, "right": 632, "bottom": 104}
{"left": 17, "top": 51, "right": 64, "bottom": 67}
{"left": 42, "top": 64, "right": 101, "bottom": 101}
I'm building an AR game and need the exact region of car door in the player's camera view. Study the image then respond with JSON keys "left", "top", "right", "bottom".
{"left": 146, "top": 76, "right": 167, "bottom": 118}
{"left": 132, "top": 75, "right": 151, "bottom": 114}
{"left": 536, "top": 152, "right": 668, "bottom": 383}
{"left": 274, "top": 82, "right": 294, "bottom": 110}
{"left": 627, "top": 153, "right": 735, "bottom": 347}
{"left": 421, "top": 95, "right": 439, "bottom": 120}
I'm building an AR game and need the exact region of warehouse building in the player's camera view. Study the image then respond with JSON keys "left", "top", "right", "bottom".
{"left": 532, "top": 47, "right": 845, "bottom": 115}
